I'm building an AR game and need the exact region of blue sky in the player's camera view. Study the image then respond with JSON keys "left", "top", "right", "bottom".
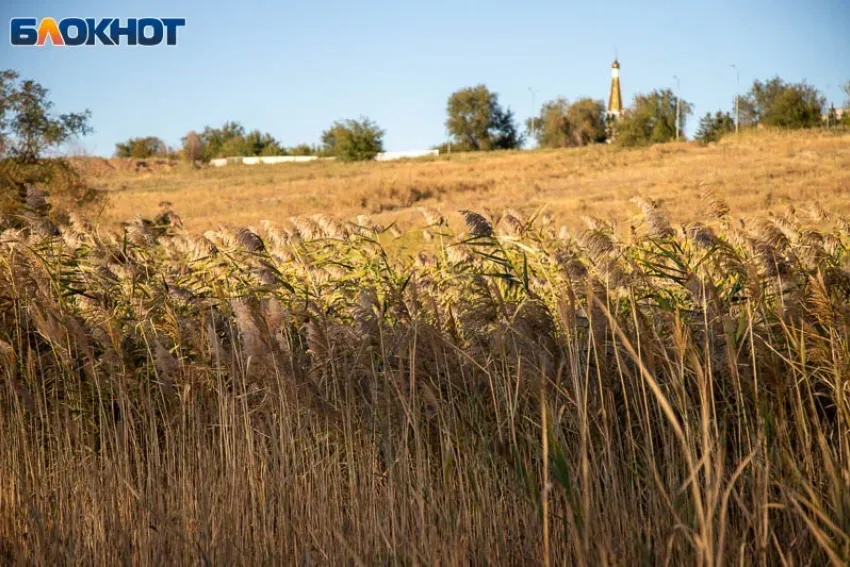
{"left": 2, "top": 0, "right": 849, "bottom": 155}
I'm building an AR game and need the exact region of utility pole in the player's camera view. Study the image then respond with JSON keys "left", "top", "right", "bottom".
{"left": 673, "top": 75, "right": 681, "bottom": 141}
{"left": 731, "top": 64, "right": 740, "bottom": 134}
{"left": 529, "top": 87, "right": 538, "bottom": 148}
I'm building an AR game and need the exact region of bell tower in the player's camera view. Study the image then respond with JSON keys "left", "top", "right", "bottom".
{"left": 607, "top": 58, "right": 623, "bottom": 119}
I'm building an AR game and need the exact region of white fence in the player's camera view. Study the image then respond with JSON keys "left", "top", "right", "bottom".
{"left": 375, "top": 150, "right": 439, "bottom": 161}
{"left": 209, "top": 149, "right": 438, "bottom": 167}
{"left": 210, "top": 155, "right": 319, "bottom": 167}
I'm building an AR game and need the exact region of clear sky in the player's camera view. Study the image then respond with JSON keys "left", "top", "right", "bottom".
{"left": 2, "top": 0, "right": 849, "bottom": 155}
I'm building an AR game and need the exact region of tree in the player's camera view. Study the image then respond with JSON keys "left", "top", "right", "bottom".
{"left": 528, "top": 98, "right": 571, "bottom": 148}
{"left": 695, "top": 111, "right": 735, "bottom": 144}
{"left": 614, "top": 89, "right": 693, "bottom": 147}
{"left": 244, "top": 129, "right": 284, "bottom": 156}
{"left": 0, "top": 69, "right": 103, "bottom": 223}
{"left": 527, "top": 97, "right": 606, "bottom": 148}
{"left": 489, "top": 105, "right": 523, "bottom": 150}
{"left": 0, "top": 70, "right": 15, "bottom": 157}
{"left": 566, "top": 98, "right": 607, "bottom": 146}
{"left": 199, "top": 121, "right": 245, "bottom": 160}
{"left": 114, "top": 136, "right": 167, "bottom": 158}
{"left": 195, "top": 121, "right": 284, "bottom": 159}
{"left": 289, "top": 143, "right": 317, "bottom": 156}
{"left": 182, "top": 130, "right": 203, "bottom": 163}
{"left": 321, "top": 117, "right": 384, "bottom": 162}
{"left": 445, "top": 85, "right": 524, "bottom": 151}
{"left": 0, "top": 69, "right": 92, "bottom": 163}
{"left": 738, "top": 77, "right": 824, "bottom": 129}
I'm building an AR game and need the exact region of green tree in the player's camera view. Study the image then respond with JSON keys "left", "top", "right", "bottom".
{"left": 566, "top": 98, "right": 607, "bottom": 146}
{"left": 260, "top": 143, "right": 285, "bottom": 156}
{"left": 446, "top": 85, "right": 524, "bottom": 151}
{"left": 527, "top": 97, "right": 606, "bottom": 148}
{"left": 0, "top": 69, "right": 92, "bottom": 163}
{"left": 527, "top": 97, "right": 571, "bottom": 148}
{"left": 738, "top": 77, "right": 824, "bottom": 129}
{"left": 489, "top": 105, "right": 522, "bottom": 150}
{"left": 695, "top": 111, "right": 736, "bottom": 144}
{"left": 289, "top": 143, "right": 317, "bottom": 156}
{"left": 615, "top": 89, "right": 693, "bottom": 147}
{"left": 244, "top": 129, "right": 284, "bottom": 156}
{"left": 219, "top": 136, "right": 248, "bottom": 158}
{"left": 0, "top": 69, "right": 102, "bottom": 223}
{"left": 200, "top": 121, "right": 245, "bottom": 159}
{"left": 114, "top": 136, "right": 167, "bottom": 159}
{"left": 196, "top": 122, "right": 284, "bottom": 159}
{"left": 321, "top": 118, "right": 384, "bottom": 162}
{"left": 0, "top": 70, "right": 15, "bottom": 157}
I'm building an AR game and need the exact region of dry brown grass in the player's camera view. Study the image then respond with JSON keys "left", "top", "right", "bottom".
{"left": 2, "top": 131, "right": 849, "bottom": 565}
{"left": 92, "top": 129, "right": 850, "bottom": 233}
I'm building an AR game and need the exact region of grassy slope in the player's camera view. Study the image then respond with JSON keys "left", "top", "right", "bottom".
{"left": 92, "top": 129, "right": 850, "bottom": 231}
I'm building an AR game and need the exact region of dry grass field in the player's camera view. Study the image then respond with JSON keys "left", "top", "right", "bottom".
{"left": 92, "top": 129, "right": 850, "bottom": 233}
{"left": 2, "top": 129, "right": 850, "bottom": 565}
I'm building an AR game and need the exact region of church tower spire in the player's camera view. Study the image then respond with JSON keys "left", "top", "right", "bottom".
{"left": 607, "top": 58, "right": 623, "bottom": 119}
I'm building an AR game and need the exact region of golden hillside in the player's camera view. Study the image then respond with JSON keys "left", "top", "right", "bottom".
{"left": 89, "top": 129, "right": 850, "bottom": 231}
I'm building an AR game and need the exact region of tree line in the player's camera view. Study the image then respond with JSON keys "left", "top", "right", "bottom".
{"left": 693, "top": 77, "right": 843, "bottom": 143}
{"left": 117, "top": 119, "right": 385, "bottom": 163}
{"left": 2, "top": 67, "right": 848, "bottom": 168}
{"left": 162, "top": 76, "right": 850, "bottom": 162}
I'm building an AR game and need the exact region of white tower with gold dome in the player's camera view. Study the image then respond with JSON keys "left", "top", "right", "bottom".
{"left": 607, "top": 58, "right": 623, "bottom": 119}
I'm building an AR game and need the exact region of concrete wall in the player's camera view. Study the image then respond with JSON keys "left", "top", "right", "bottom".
{"left": 375, "top": 150, "right": 439, "bottom": 161}
{"left": 210, "top": 155, "right": 320, "bottom": 167}
{"left": 262, "top": 156, "right": 320, "bottom": 164}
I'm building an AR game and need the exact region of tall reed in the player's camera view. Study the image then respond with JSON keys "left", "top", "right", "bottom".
{"left": 0, "top": 192, "right": 848, "bottom": 564}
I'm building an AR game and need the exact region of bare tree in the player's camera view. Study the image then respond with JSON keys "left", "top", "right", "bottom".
{"left": 182, "top": 130, "right": 203, "bottom": 164}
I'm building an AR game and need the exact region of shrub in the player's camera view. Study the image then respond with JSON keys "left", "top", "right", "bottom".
{"left": 695, "top": 111, "right": 736, "bottom": 144}
{"left": 114, "top": 136, "right": 167, "bottom": 158}
{"left": 0, "top": 158, "right": 104, "bottom": 226}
